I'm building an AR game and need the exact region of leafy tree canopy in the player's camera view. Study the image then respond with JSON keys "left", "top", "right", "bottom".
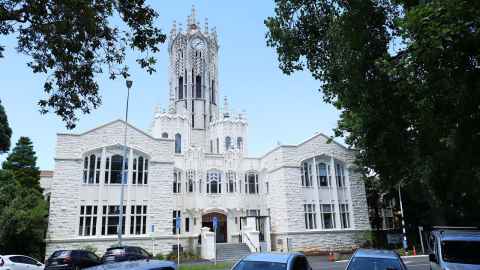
{"left": 1, "top": 0, "right": 166, "bottom": 128}
{"left": 266, "top": 0, "right": 480, "bottom": 225}
{"left": 3, "top": 136, "right": 41, "bottom": 191}
{"left": 0, "top": 99, "right": 12, "bottom": 153}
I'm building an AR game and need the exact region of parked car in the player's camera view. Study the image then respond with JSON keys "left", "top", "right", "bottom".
{"left": 101, "top": 246, "right": 152, "bottom": 264}
{"left": 428, "top": 228, "right": 480, "bottom": 270}
{"left": 345, "top": 249, "right": 407, "bottom": 270}
{"left": 45, "top": 250, "right": 101, "bottom": 270}
{"left": 0, "top": 255, "right": 44, "bottom": 270}
{"left": 84, "top": 259, "right": 176, "bottom": 270}
{"left": 231, "top": 252, "right": 312, "bottom": 270}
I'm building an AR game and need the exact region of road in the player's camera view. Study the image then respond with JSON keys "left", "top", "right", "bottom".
{"left": 309, "top": 255, "right": 430, "bottom": 270}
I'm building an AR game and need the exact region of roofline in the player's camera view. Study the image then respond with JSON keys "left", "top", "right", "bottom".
{"left": 57, "top": 119, "right": 172, "bottom": 142}
{"left": 259, "top": 132, "right": 354, "bottom": 159}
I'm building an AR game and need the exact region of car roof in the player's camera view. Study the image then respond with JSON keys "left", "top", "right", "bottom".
{"left": 436, "top": 230, "right": 480, "bottom": 241}
{"left": 354, "top": 249, "right": 399, "bottom": 259}
{"left": 242, "top": 252, "right": 302, "bottom": 264}
{"left": 84, "top": 259, "right": 176, "bottom": 270}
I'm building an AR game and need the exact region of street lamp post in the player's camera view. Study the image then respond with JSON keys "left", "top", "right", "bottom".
{"left": 398, "top": 183, "right": 408, "bottom": 255}
{"left": 118, "top": 80, "right": 133, "bottom": 246}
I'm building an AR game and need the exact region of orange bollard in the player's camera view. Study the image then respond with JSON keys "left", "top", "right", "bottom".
{"left": 413, "top": 246, "right": 417, "bottom": 256}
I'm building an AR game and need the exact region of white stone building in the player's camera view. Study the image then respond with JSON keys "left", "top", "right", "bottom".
{"left": 45, "top": 7, "right": 370, "bottom": 257}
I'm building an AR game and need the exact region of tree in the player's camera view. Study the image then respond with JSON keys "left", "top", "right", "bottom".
{"left": 1, "top": 0, "right": 166, "bottom": 128}
{"left": 3, "top": 136, "right": 41, "bottom": 191}
{"left": 266, "top": 0, "right": 480, "bottom": 225}
{"left": 0, "top": 99, "right": 12, "bottom": 153}
{"left": 0, "top": 140, "right": 48, "bottom": 260}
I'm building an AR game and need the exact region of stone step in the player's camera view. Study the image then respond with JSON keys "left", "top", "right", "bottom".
{"left": 216, "top": 242, "right": 251, "bottom": 261}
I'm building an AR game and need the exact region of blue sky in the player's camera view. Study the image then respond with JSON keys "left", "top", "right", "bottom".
{"left": 0, "top": 1, "right": 341, "bottom": 170}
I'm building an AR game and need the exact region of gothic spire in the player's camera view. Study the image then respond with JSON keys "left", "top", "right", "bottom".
{"left": 223, "top": 96, "right": 230, "bottom": 118}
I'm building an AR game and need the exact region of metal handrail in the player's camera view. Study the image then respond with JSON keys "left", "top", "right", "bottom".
{"left": 242, "top": 231, "right": 258, "bottom": 252}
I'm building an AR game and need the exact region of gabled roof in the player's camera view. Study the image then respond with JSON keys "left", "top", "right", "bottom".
{"left": 57, "top": 119, "right": 170, "bottom": 141}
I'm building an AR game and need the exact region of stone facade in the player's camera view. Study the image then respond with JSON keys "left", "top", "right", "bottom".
{"left": 45, "top": 7, "right": 370, "bottom": 257}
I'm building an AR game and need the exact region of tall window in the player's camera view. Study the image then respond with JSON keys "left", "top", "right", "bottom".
{"left": 320, "top": 204, "right": 336, "bottom": 229}
{"left": 161, "top": 132, "right": 168, "bottom": 138}
{"left": 225, "top": 136, "right": 232, "bottom": 150}
{"left": 195, "top": 75, "right": 202, "bottom": 98}
{"left": 172, "top": 210, "right": 181, "bottom": 234}
{"left": 185, "top": 217, "right": 190, "bottom": 232}
{"left": 107, "top": 154, "right": 126, "bottom": 184}
{"left": 211, "top": 80, "right": 215, "bottom": 104}
{"left": 83, "top": 154, "right": 100, "bottom": 184}
{"left": 178, "top": 77, "right": 184, "bottom": 99}
{"left": 207, "top": 170, "right": 222, "bottom": 194}
{"left": 79, "top": 205, "right": 98, "bottom": 236}
{"left": 226, "top": 171, "right": 236, "bottom": 193}
{"left": 175, "top": 134, "right": 182, "bottom": 154}
{"left": 210, "top": 140, "right": 213, "bottom": 153}
{"left": 245, "top": 172, "right": 259, "bottom": 194}
{"left": 336, "top": 164, "right": 345, "bottom": 187}
{"left": 237, "top": 137, "right": 243, "bottom": 151}
{"left": 186, "top": 170, "right": 195, "bottom": 193}
{"left": 101, "top": 205, "right": 126, "bottom": 235}
{"left": 132, "top": 156, "right": 148, "bottom": 185}
{"left": 130, "top": 205, "right": 147, "bottom": 235}
{"left": 173, "top": 170, "right": 181, "bottom": 193}
{"left": 300, "top": 161, "right": 313, "bottom": 187}
{"left": 216, "top": 138, "right": 220, "bottom": 153}
{"left": 304, "top": 204, "right": 317, "bottom": 230}
{"left": 316, "top": 162, "right": 329, "bottom": 187}
{"left": 340, "top": 204, "right": 350, "bottom": 229}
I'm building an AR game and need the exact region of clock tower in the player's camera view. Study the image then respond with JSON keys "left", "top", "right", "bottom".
{"left": 168, "top": 6, "right": 219, "bottom": 131}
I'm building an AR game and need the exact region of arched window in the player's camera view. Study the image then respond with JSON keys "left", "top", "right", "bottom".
{"left": 316, "top": 162, "right": 329, "bottom": 187}
{"left": 225, "top": 136, "right": 232, "bottom": 150}
{"left": 300, "top": 161, "right": 313, "bottom": 187}
{"left": 175, "top": 133, "right": 182, "bottom": 153}
{"left": 245, "top": 172, "right": 259, "bottom": 194}
{"left": 207, "top": 170, "right": 222, "bottom": 194}
{"left": 186, "top": 170, "right": 195, "bottom": 193}
{"left": 226, "top": 171, "right": 236, "bottom": 193}
{"left": 110, "top": 154, "right": 126, "bottom": 184}
{"left": 161, "top": 132, "right": 168, "bottom": 138}
{"left": 173, "top": 170, "right": 181, "bottom": 193}
{"left": 195, "top": 75, "right": 202, "bottom": 98}
{"left": 178, "top": 76, "right": 184, "bottom": 99}
{"left": 83, "top": 154, "right": 101, "bottom": 184}
{"left": 237, "top": 137, "right": 243, "bottom": 151}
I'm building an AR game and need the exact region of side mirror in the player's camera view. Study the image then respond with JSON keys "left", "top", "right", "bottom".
{"left": 429, "top": 253, "right": 437, "bottom": 263}
{"left": 36, "top": 263, "right": 42, "bottom": 266}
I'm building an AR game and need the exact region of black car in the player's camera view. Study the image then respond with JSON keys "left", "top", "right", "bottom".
{"left": 101, "top": 246, "right": 152, "bottom": 264}
{"left": 45, "top": 250, "right": 101, "bottom": 270}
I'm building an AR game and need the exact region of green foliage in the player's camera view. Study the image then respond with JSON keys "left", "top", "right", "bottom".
{"left": 0, "top": 137, "right": 48, "bottom": 260}
{"left": 83, "top": 245, "right": 99, "bottom": 255}
{"left": 0, "top": 99, "right": 11, "bottom": 154}
{"left": 166, "top": 250, "right": 200, "bottom": 263}
{"left": 0, "top": 0, "right": 166, "bottom": 129}
{"left": 154, "top": 253, "right": 165, "bottom": 260}
{"left": 2, "top": 137, "right": 41, "bottom": 192}
{"left": 266, "top": 0, "right": 480, "bottom": 225}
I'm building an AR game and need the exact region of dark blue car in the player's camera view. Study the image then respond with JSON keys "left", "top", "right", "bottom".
{"left": 85, "top": 260, "right": 176, "bottom": 270}
{"left": 231, "top": 252, "right": 312, "bottom": 270}
{"left": 346, "top": 249, "right": 407, "bottom": 270}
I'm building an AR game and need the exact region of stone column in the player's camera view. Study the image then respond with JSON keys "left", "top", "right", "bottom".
{"left": 345, "top": 166, "right": 355, "bottom": 229}
{"left": 125, "top": 148, "right": 133, "bottom": 235}
{"left": 330, "top": 156, "right": 342, "bottom": 229}
{"left": 311, "top": 157, "right": 321, "bottom": 229}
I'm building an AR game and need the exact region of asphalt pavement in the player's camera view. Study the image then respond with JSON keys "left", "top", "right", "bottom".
{"left": 308, "top": 255, "right": 430, "bottom": 270}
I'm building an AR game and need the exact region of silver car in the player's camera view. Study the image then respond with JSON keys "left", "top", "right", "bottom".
{"left": 231, "top": 252, "right": 312, "bottom": 270}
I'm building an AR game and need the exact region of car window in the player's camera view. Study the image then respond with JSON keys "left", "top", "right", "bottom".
{"left": 138, "top": 248, "right": 150, "bottom": 257}
{"left": 442, "top": 240, "right": 480, "bottom": 265}
{"left": 9, "top": 256, "right": 26, "bottom": 264}
{"left": 347, "top": 257, "right": 402, "bottom": 270}
{"left": 232, "top": 260, "right": 287, "bottom": 270}
{"left": 22, "top": 256, "right": 40, "bottom": 265}
{"left": 106, "top": 248, "right": 125, "bottom": 255}
{"left": 50, "top": 251, "right": 70, "bottom": 258}
{"left": 86, "top": 252, "right": 99, "bottom": 261}
{"left": 293, "top": 256, "right": 310, "bottom": 270}
{"left": 126, "top": 247, "right": 138, "bottom": 254}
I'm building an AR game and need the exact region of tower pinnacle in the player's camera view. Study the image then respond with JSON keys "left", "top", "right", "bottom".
{"left": 223, "top": 96, "right": 230, "bottom": 118}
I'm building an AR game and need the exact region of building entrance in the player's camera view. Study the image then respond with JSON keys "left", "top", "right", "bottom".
{"left": 202, "top": 212, "right": 227, "bottom": 243}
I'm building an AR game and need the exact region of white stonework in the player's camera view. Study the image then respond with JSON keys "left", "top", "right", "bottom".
{"left": 45, "top": 7, "right": 370, "bottom": 257}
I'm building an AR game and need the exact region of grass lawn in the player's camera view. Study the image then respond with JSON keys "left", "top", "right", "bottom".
{"left": 178, "top": 261, "right": 233, "bottom": 270}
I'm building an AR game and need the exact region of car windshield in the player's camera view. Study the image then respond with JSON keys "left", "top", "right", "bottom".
{"left": 442, "top": 240, "right": 480, "bottom": 265}
{"left": 106, "top": 248, "right": 125, "bottom": 255}
{"left": 347, "top": 257, "right": 402, "bottom": 270}
{"left": 50, "top": 251, "right": 70, "bottom": 258}
{"left": 232, "top": 260, "right": 287, "bottom": 270}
